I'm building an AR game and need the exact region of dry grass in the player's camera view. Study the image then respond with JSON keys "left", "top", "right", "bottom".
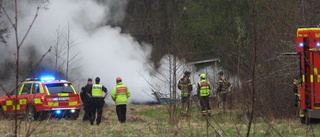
{"left": 0, "top": 104, "right": 320, "bottom": 137}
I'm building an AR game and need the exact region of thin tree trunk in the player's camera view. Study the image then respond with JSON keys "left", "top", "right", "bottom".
{"left": 247, "top": 0, "right": 257, "bottom": 136}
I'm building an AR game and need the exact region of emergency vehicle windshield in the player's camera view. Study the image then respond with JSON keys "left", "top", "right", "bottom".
{"left": 45, "top": 83, "right": 75, "bottom": 95}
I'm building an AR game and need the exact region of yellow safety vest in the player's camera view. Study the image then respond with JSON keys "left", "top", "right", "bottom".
{"left": 92, "top": 84, "right": 103, "bottom": 97}
{"left": 111, "top": 82, "right": 130, "bottom": 105}
{"left": 199, "top": 80, "right": 210, "bottom": 96}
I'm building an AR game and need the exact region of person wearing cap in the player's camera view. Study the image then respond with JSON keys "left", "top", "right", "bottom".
{"left": 178, "top": 71, "right": 193, "bottom": 116}
{"left": 197, "top": 74, "right": 211, "bottom": 116}
{"left": 111, "top": 77, "right": 131, "bottom": 123}
{"left": 88, "top": 77, "right": 108, "bottom": 125}
{"left": 80, "top": 78, "right": 93, "bottom": 121}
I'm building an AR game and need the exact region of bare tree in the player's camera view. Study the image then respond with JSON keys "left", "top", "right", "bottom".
{"left": 1, "top": 1, "right": 39, "bottom": 136}
{"left": 51, "top": 25, "right": 65, "bottom": 78}
{"left": 49, "top": 23, "right": 81, "bottom": 81}
{"left": 63, "top": 23, "right": 80, "bottom": 80}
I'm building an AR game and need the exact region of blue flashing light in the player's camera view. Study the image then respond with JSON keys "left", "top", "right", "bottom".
{"left": 299, "top": 43, "right": 304, "bottom": 47}
{"left": 40, "top": 76, "right": 55, "bottom": 81}
{"left": 55, "top": 110, "right": 62, "bottom": 115}
{"left": 317, "top": 43, "right": 320, "bottom": 47}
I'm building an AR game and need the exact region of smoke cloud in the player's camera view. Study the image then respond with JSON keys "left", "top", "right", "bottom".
{"left": 0, "top": 0, "right": 192, "bottom": 104}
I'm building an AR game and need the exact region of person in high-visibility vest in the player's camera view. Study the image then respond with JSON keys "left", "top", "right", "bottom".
{"left": 111, "top": 77, "right": 130, "bottom": 123}
{"left": 197, "top": 74, "right": 211, "bottom": 116}
{"left": 178, "top": 71, "right": 193, "bottom": 116}
{"left": 80, "top": 78, "right": 92, "bottom": 121}
{"left": 88, "top": 77, "right": 108, "bottom": 125}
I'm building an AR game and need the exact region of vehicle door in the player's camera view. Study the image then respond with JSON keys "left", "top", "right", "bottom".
{"left": 4, "top": 84, "right": 23, "bottom": 114}
{"left": 31, "top": 82, "right": 43, "bottom": 110}
{"left": 17, "top": 83, "right": 33, "bottom": 113}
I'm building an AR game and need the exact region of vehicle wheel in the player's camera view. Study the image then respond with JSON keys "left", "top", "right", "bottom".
{"left": 0, "top": 106, "right": 5, "bottom": 119}
{"left": 26, "top": 105, "right": 40, "bottom": 121}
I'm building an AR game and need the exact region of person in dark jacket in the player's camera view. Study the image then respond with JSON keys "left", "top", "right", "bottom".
{"left": 89, "top": 77, "right": 108, "bottom": 125}
{"left": 80, "top": 78, "right": 92, "bottom": 121}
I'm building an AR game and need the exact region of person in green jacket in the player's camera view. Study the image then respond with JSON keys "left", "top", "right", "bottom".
{"left": 111, "top": 77, "right": 131, "bottom": 123}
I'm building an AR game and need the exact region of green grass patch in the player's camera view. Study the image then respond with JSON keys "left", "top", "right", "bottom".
{"left": 138, "top": 107, "right": 166, "bottom": 117}
{"left": 2, "top": 105, "right": 320, "bottom": 136}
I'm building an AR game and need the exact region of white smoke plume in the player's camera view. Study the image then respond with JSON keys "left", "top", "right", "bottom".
{"left": 0, "top": 0, "right": 193, "bottom": 104}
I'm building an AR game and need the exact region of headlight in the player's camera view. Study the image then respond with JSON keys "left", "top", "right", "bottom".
{"left": 70, "top": 109, "right": 76, "bottom": 113}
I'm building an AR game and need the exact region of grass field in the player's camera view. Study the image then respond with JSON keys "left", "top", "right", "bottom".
{"left": 1, "top": 104, "right": 320, "bottom": 137}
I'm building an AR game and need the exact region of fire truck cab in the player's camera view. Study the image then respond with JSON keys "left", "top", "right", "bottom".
{"left": 296, "top": 26, "right": 320, "bottom": 123}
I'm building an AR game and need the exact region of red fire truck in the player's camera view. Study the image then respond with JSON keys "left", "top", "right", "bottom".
{"left": 296, "top": 26, "right": 320, "bottom": 123}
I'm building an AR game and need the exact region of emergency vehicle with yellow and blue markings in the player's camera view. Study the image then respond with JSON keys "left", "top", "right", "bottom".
{"left": 0, "top": 76, "right": 81, "bottom": 121}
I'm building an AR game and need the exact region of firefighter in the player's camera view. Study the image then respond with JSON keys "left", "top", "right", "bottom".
{"left": 178, "top": 71, "right": 193, "bottom": 116}
{"left": 111, "top": 77, "right": 131, "bottom": 123}
{"left": 293, "top": 75, "right": 303, "bottom": 118}
{"left": 88, "top": 77, "right": 108, "bottom": 125}
{"left": 197, "top": 74, "right": 211, "bottom": 116}
{"left": 80, "top": 78, "right": 92, "bottom": 121}
{"left": 216, "top": 70, "right": 230, "bottom": 115}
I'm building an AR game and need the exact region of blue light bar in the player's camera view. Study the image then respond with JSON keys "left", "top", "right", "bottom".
{"left": 299, "top": 43, "right": 304, "bottom": 47}
{"left": 55, "top": 110, "right": 62, "bottom": 115}
{"left": 317, "top": 43, "right": 320, "bottom": 47}
{"left": 40, "top": 76, "right": 55, "bottom": 81}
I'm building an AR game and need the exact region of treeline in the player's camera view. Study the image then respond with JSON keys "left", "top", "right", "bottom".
{"left": 1, "top": 0, "right": 319, "bottom": 118}
{"left": 120, "top": 0, "right": 319, "bottom": 118}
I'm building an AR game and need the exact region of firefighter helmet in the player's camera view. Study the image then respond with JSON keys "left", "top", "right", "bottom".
{"left": 218, "top": 70, "right": 223, "bottom": 75}
{"left": 200, "top": 74, "right": 206, "bottom": 79}
{"left": 184, "top": 71, "right": 191, "bottom": 76}
{"left": 116, "top": 77, "right": 122, "bottom": 82}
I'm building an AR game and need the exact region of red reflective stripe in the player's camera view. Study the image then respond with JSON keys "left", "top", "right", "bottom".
{"left": 200, "top": 82, "right": 209, "bottom": 86}
{"left": 117, "top": 87, "right": 127, "bottom": 93}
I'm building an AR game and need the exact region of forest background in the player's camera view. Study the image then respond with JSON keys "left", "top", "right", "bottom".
{"left": 0, "top": 0, "right": 316, "bottom": 119}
